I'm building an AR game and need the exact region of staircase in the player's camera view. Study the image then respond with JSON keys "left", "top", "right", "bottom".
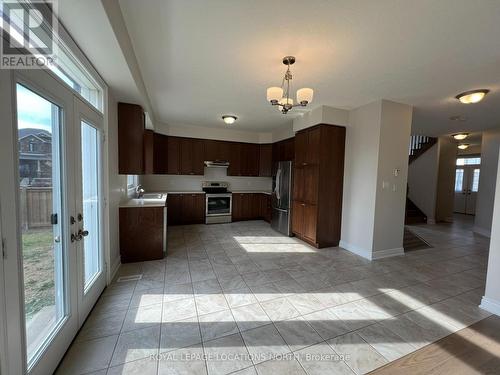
{"left": 405, "top": 198, "right": 427, "bottom": 225}
{"left": 403, "top": 227, "right": 431, "bottom": 251}
{"left": 408, "top": 135, "right": 437, "bottom": 164}
{"left": 405, "top": 135, "right": 437, "bottom": 225}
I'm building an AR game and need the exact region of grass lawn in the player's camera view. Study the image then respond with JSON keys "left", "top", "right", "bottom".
{"left": 22, "top": 229, "right": 55, "bottom": 320}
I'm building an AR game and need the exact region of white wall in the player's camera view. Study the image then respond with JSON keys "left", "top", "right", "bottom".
{"left": 106, "top": 92, "right": 127, "bottom": 279}
{"left": 340, "top": 100, "right": 412, "bottom": 260}
{"left": 293, "top": 105, "right": 349, "bottom": 132}
{"left": 474, "top": 129, "right": 500, "bottom": 236}
{"left": 142, "top": 167, "right": 272, "bottom": 192}
{"left": 407, "top": 144, "right": 439, "bottom": 223}
{"left": 480, "top": 150, "right": 500, "bottom": 316}
{"left": 340, "top": 101, "right": 380, "bottom": 254}
{"left": 372, "top": 101, "right": 412, "bottom": 254}
{"left": 435, "top": 137, "right": 457, "bottom": 222}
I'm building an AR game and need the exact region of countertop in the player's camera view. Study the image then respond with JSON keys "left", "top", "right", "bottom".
{"left": 232, "top": 190, "right": 272, "bottom": 195}
{"left": 121, "top": 190, "right": 272, "bottom": 208}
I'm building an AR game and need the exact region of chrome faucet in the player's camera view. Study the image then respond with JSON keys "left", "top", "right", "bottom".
{"left": 135, "top": 184, "right": 145, "bottom": 198}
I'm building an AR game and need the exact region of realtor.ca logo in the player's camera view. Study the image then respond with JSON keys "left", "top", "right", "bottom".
{"left": 1, "top": 0, "right": 58, "bottom": 69}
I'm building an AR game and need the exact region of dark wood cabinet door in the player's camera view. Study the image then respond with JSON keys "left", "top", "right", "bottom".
{"left": 250, "top": 194, "right": 261, "bottom": 218}
{"left": 259, "top": 144, "right": 272, "bottom": 177}
{"left": 294, "top": 131, "right": 308, "bottom": 167}
{"left": 167, "top": 194, "right": 183, "bottom": 225}
{"left": 119, "top": 207, "right": 164, "bottom": 262}
{"left": 291, "top": 200, "right": 304, "bottom": 236}
{"left": 205, "top": 140, "right": 230, "bottom": 162}
{"left": 143, "top": 129, "right": 154, "bottom": 174}
{"left": 153, "top": 133, "right": 168, "bottom": 174}
{"left": 303, "top": 165, "right": 319, "bottom": 204}
{"left": 232, "top": 193, "right": 243, "bottom": 221}
{"left": 228, "top": 143, "right": 241, "bottom": 176}
{"left": 179, "top": 138, "right": 193, "bottom": 175}
{"left": 284, "top": 138, "right": 295, "bottom": 161}
{"left": 118, "top": 102, "right": 145, "bottom": 174}
{"left": 302, "top": 203, "right": 317, "bottom": 243}
{"left": 239, "top": 143, "right": 260, "bottom": 176}
{"left": 204, "top": 139, "right": 219, "bottom": 161}
{"left": 293, "top": 167, "right": 304, "bottom": 202}
{"left": 193, "top": 194, "right": 206, "bottom": 223}
{"left": 182, "top": 194, "right": 205, "bottom": 224}
{"left": 307, "top": 127, "right": 321, "bottom": 165}
{"left": 167, "top": 136, "right": 180, "bottom": 174}
{"left": 191, "top": 139, "right": 205, "bottom": 175}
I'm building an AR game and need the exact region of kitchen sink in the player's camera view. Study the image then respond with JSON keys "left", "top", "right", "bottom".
{"left": 138, "top": 193, "right": 166, "bottom": 200}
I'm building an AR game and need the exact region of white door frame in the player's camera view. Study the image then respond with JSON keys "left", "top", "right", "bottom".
{"left": 74, "top": 97, "right": 106, "bottom": 325}
{"left": 13, "top": 68, "right": 80, "bottom": 375}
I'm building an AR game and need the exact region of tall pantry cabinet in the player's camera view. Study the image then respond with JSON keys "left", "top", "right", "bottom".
{"left": 292, "top": 124, "right": 346, "bottom": 248}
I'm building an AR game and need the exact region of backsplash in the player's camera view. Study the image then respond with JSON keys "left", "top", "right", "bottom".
{"left": 141, "top": 167, "right": 272, "bottom": 192}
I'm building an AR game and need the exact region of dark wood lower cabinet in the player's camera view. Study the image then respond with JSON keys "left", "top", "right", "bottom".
{"left": 119, "top": 206, "right": 164, "bottom": 263}
{"left": 232, "top": 193, "right": 271, "bottom": 222}
{"left": 167, "top": 193, "right": 205, "bottom": 225}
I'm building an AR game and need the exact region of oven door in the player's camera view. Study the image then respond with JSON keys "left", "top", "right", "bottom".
{"left": 206, "top": 194, "right": 232, "bottom": 216}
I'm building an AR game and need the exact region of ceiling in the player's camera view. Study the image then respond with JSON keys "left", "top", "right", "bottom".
{"left": 66, "top": 1, "right": 500, "bottom": 136}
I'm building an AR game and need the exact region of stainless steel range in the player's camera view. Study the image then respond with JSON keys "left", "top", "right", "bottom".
{"left": 202, "top": 181, "right": 232, "bottom": 224}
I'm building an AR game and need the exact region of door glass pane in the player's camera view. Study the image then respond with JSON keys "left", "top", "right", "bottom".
{"left": 454, "top": 169, "right": 464, "bottom": 192}
{"left": 16, "top": 84, "right": 66, "bottom": 363}
{"left": 472, "top": 169, "right": 480, "bottom": 192}
{"left": 81, "top": 121, "right": 101, "bottom": 291}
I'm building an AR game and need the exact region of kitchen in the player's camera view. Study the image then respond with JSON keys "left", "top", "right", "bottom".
{"left": 117, "top": 103, "right": 346, "bottom": 263}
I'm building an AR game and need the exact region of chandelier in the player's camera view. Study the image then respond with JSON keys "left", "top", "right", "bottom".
{"left": 266, "top": 56, "right": 313, "bottom": 114}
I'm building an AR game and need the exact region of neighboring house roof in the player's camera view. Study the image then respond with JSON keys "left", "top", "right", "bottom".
{"left": 18, "top": 128, "right": 51, "bottom": 142}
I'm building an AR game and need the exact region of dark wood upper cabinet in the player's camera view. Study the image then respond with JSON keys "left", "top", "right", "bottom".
{"left": 179, "top": 137, "right": 205, "bottom": 175}
{"left": 118, "top": 102, "right": 146, "bottom": 174}
{"left": 143, "top": 130, "right": 154, "bottom": 174}
{"left": 240, "top": 143, "right": 259, "bottom": 176}
{"left": 204, "top": 139, "right": 230, "bottom": 162}
{"left": 259, "top": 144, "right": 272, "bottom": 177}
{"left": 292, "top": 124, "right": 345, "bottom": 248}
{"left": 167, "top": 136, "right": 181, "bottom": 174}
{"left": 228, "top": 142, "right": 241, "bottom": 176}
{"left": 153, "top": 133, "right": 168, "bottom": 174}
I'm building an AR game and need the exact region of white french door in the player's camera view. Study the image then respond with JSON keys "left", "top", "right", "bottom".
{"left": 12, "top": 69, "right": 105, "bottom": 375}
{"left": 74, "top": 97, "right": 106, "bottom": 324}
{"left": 454, "top": 166, "right": 480, "bottom": 215}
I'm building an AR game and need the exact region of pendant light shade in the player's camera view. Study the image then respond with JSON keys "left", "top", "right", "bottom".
{"left": 297, "top": 88, "right": 314, "bottom": 104}
{"left": 267, "top": 87, "right": 283, "bottom": 103}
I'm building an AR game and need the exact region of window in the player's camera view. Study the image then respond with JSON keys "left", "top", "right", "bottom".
{"left": 127, "top": 175, "right": 138, "bottom": 197}
{"left": 0, "top": 0, "right": 104, "bottom": 111}
{"left": 456, "top": 157, "right": 481, "bottom": 166}
{"left": 472, "top": 169, "right": 480, "bottom": 192}
{"left": 455, "top": 169, "right": 464, "bottom": 192}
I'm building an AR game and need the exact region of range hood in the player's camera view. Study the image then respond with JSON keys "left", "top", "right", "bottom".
{"left": 204, "top": 160, "right": 230, "bottom": 168}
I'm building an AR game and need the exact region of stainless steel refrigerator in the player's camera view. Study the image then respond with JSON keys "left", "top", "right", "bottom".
{"left": 271, "top": 161, "right": 293, "bottom": 236}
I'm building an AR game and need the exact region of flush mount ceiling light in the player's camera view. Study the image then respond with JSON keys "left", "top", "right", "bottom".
{"left": 222, "top": 115, "right": 237, "bottom": 125}
{"left": 455, "top": 89, "right": 489, "bottom": 104}
{"left": 266, "top": 56, "right": 313, "bottom": 114}
{"left": 458, "top": 144, "right": 470, "bottom": 150}
{"left": 452, "top": 133, "right": 469, "bottom": 140}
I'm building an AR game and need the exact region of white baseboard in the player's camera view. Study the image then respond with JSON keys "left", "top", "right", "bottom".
{"left": 480, "top": 296, "right": 500, "bottom": 316}
{"left": 339, "top": 241, "right": 404, "bottom": 261}
{"left": 474, "top": 226, "right": 491, "bottom": 238}
{"left": 339, "top": 241, "right": 372, "bottom": 260}
{"left": 109, "top": 256, "right": 121, "bottom": 285}
{"left": 372, "top": 247, "right": 405, "bottom": 260}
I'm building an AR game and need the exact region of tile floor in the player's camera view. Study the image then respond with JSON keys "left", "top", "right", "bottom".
{"left": 56, "top": 218, "right": 491, "bottom": 375}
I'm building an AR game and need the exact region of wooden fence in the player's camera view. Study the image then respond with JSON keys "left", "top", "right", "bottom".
{"left": 20, "top": 187, "right": 52, "bottom": 231}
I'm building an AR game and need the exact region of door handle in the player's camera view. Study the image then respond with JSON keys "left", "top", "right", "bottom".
{"left": 77, "top": 229, "right": 89, "bottom": 240}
